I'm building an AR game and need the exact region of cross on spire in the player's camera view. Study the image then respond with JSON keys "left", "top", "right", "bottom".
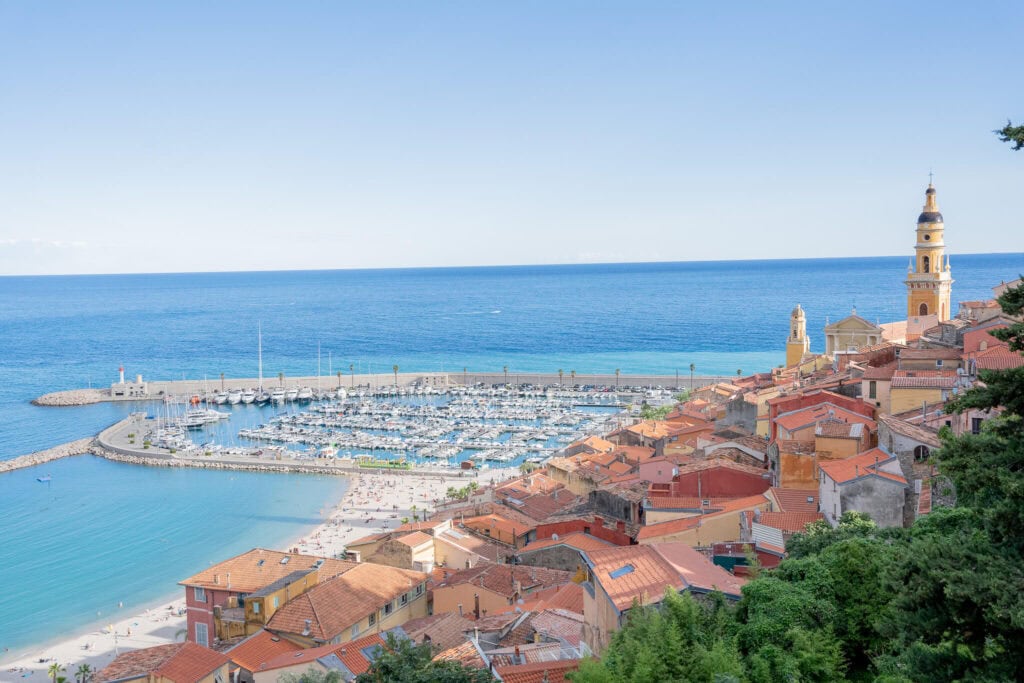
{"left": 928, "top": 169, "right": 934, "bottom": 185}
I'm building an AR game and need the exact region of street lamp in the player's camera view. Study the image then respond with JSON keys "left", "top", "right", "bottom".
{"left": 689, "top": 363, "right": 695, "bottom": 392}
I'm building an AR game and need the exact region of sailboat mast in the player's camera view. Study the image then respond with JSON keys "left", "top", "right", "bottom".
{"left": 317, "top": 341, "right": 322, "bottom": 392}
{"left": 258, "top": 322, "right": 263, "bottom": 391}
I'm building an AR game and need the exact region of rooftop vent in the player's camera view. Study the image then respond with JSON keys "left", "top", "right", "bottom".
{"left": 806, "top": 496, "right": 814, "bottom": 503}
{"left": 609, "top": 564, "right": 635, "bottom": 579}
{"left": 280, "top": 557, "right": 290, "bottom": 565}
{"left": 301, "top": 619, "right": 312, "bottom": 636}
{"left": 257, "top": 559, "right": 265, "bottom": 567}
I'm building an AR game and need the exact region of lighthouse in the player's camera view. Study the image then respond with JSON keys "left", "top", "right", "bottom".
{"left": 119, "top": 366, "right": 125, "bottom": 384}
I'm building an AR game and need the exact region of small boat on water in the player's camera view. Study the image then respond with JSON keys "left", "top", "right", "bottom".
{"left": 271, "top": 388, "right": 286, "bottom": 403}
{"left": 285, "top": 388, "right": 299, "bottom": 402}
{"left": 241, "top": 389, "right": 256, "bottom": 404}
{"left": 37, "top": 475, "right": 51, "bottom": 483}
{"left": 214, "top": 391, "right": 228, "bottom": 405}
{"left": 297, "top": 387, "right": 313, "bottom": 402}
{"left": 227, "top": 389, "right": 243, "bottom": 405}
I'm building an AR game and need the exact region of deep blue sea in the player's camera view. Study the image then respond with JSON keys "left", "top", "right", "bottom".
{"left": 1, "top": 254, "right": 1022, "bottom": 657}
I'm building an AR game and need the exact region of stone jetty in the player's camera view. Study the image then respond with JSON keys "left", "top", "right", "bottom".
{"left": 33, "top": 389, "right": 107, "bottom": 406}
{"left": 0, "top": 437, "right": 96, "bottom": 474}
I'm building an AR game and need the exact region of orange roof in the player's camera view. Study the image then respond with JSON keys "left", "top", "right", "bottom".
{"left": 494, "top": 659, "right": 580, "bottom": 683}
{"left": 584, "top": 545, "right": 684, "bottom": 611}
{"left": 651, "top": 542, "right": 746, "bottom": 597}
{"left": 581, "top": 435, "right": 615, "bottom": 452}
{"left": 774, "top": 403, "right": 876, "bottom": 435}
{"left": 818, "top": 449, "right": 908, "bottom": 486}
{"left": 626, "top": 420, "right": 682, "bottom": 439}
{"left": 635, "top": 516, "right": 700, "bottom": 541}
{"left": 179, "top": 548, "right": 356, "bottom": 592}
{"left": 433, "top": 640, "right": 487, "bottom": 669}
{"left": 521, "top": 531, "right": 615, "bottom": 554}
{"left": 767, "top": 487, "right": 819, "bottom": 514}
{"left": 756, "top": 512, "right": 824, "bottom": 533}
{"left": 396, "top": 531, "right": 434, "bottom": 548}
{"left": 95, "top": 643, "right": 229, "bottom": 683}
{"left": 975, "top": 346, "right": 1024, "bottom": 370}
{"left": 436, "top": 563, "right": 574, "bottom": 600}
{"left": 257, "top": 632, "right": 387, "bottom": 674}
{"left": 266, "top": 563, "right": 426, "bottom": 641}
{"left": 463, "top": 513, "right": 536, "bottom": 538}
{"left": 227, "top": 629, "right": 302, "bottom": 673}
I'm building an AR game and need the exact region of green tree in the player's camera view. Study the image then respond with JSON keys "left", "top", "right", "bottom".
{"left": 47, "top": 662, "right": 65, "bottom": 683}
{"left": 354, "top": 633, "right": 492, "bottom": 682}
{"left": 75, "top": 664, "right": 92, "bottom": 683}
{"left": 997, "top": 120, "right": 1024, "bottom": 150}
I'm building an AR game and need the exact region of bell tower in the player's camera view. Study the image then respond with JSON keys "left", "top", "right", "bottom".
{"left": 905, "top": 181, "right": 953, "bottom": 320}
{"left": 786, "top": 304, "right": 810, "bottom": 367}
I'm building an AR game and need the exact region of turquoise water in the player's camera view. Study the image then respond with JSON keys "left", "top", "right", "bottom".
{"left": 0, "top": 456, "right": 347, "bottom": 658}
{"left": 1, "top": 254, "right": 1023, "bottom": 658}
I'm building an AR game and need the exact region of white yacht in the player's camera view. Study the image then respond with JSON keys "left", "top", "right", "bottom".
{"left": 214, "top": 391, "right": 228, "bottom": 405}
{"left": 296, "top": 387, "right": 313, "bottom": 402}
{"left": 336, "top": 388, "right": 347, "bottom": 400}
{"left": 227, "top": 389, "right": 243, "bottom": 405}
{"left": 241, "top": 389, "right": 256, "bottom": 404}
{"left": 285, "top": 388, "right": 299, "bottom": 402}
{"left": 271, "top": 387, "right": 286, "bottom": 403}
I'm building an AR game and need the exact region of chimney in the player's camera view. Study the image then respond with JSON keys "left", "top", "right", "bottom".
{"left": 514, "top": 645, "right": 522, "bottom": 664}
{"left": 593, "top": 516, "right": 603, "bottom": 527}
{"left": 302, "top": 619, "right": 312, "bottom": 636}
{"left": 473, "top": 594, "right": 480, "bottom": 620}
{"left": 616, "top": 520, "right": 626, "bottom": 533}
{"left": 213, "top": 574, "right": 220, "bottom": 585}
{"left": 226, "top": 572, "right": 231, "bottom": 590}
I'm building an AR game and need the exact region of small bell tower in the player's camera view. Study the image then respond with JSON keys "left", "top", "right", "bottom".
{"left": 786, "top": 304, "right": 810, "bottom": 367}
{"left": 905, "top": 179, "right": 953, "bottom": 320}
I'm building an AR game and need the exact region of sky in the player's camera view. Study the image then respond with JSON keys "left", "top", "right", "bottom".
{"left": 0, "top": 1, "right": 1022, "bottom": 275}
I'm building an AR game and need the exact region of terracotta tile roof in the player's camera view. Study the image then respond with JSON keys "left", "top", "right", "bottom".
{"left": 815, "top": 421, "right": 865, "bottom": 439}
{"left": 818, "top": 449, "right": 908, "bottom": 487}
{"left": 756, "top": 511, "right": 824, "bottom": 533}
{"left": 346, "top": 532, "right": 391, "bottom": 547}
{"left": 499, "top": 617, "right": 540, "bottom": 648}
{"left": 227, "top": 629, "right": 302, "bottom": 673}
{"left": 613, "top": 445, "right": 658, "bottom": 464}
{"left": 775, "top": 403, "right": 876, "bottom": 434}
{"left": 520, "top": 532, "right": 615, "bottom": 554}
{"left": 505, "top": 488, "right": 581, "bottom": 523}
{"left": 975, "top": 346, "right": 1024, "bottom": 370}
{"left": 891, "top": 372, "right": 959, "bottom": 389}
{"left": 530, "top": 608, "right": 584, "bottom": 646}
{"left": 861, "top": 362, "right": 898, "bottom": 380}
{"left": 493, "top": 659, "right": 580, "bottom": 683}
{"left": 502, "top": 581, "right": 585, "bottom": 615}
{"left": 471, "top": 611, "right": 522, "bottom": 633}
{"left": 877, "top": 414, "right": 942, "bottom": 448}
{"left": 179, "top": 548, "right": 356, "bottom": 592}
{"left": 434, "top": 526, "right": 504, "bottom": 562}
{"left": 396, "top": 531, "right": 434, "bottom": 547}
{"left": 266, "top": 563, "right": 426, "bottom": 641}
{"left": 899, "top": 347, "right": 963, "bottom": 360}
{"left": 393, "top": 519, "right": 446, "bottom": 534}
{"left": 95, "top": 643, "right": 230, "bottom": 683}
{"left": 489, "top": 642, "right": 569, "bottom": 666}
{"left": 433, "top": 640, "right": 487, "bottom": 669}
{"left": 644, "top": 496, "right": 733, "bottom": 511}
{"left": 776, "top": 439, "right": 817, "bottom": 455}
{"left": 638, "top": 495, "right": 770, "bottom": 540}
{"left": 585, "top": 543, "right": 746, "bottom": 612}
{"left": 651, "top": 542, "right": 746, "bottom": 598}
{"left": 401, "top": 612, "right": 475, "bottom": 653}
{"left": 463, "top": 513, "right": 536, "bottom": 539}
{"left": 581, "top": 435, "right": 616, "bottom": 452}
{"left": 635, "top": 516, "right": 700, "bottom": 541}
{"left": 437, "top": 562, "right": 574, "bottom": 600}
{"left": 767, "top": 487, "right": 819, "bottom": 514}
{"left": 257, "top": 632, "right": 386, "bottom": 675}
{"left": 626, "top": 420, "right": 683, "bottom": 439}
{"left": 675, "top": 457, "right": 768, "bottom": 477}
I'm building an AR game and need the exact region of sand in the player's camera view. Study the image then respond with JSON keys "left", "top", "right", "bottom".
{"left": 2, "top": 467, "right": 517, "bottom": 680}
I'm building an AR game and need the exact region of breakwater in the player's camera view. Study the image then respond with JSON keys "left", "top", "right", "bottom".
{"left": 0, "top": 438, "right": 95, "bottom": 473}
{"left": 32, "top": 389, "right": 106, "bottom": 407}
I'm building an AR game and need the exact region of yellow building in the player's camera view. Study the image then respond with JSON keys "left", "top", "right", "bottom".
{"left": 905, "top": 182, "right": 953, "bottom": 320}
{"left": 786, "top": 304, "right": 811, "bottom": 367}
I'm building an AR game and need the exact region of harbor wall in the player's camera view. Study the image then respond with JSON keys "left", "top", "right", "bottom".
{"left": 0, "top": 437, "right": 96, "bottom": 474}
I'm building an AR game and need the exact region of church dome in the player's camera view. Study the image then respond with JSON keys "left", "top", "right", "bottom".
{"left": 918, "top": 210, "right": 943, "bottom": 224}
{"left": 791, "top": 304, "right": 805, "bottom": 318}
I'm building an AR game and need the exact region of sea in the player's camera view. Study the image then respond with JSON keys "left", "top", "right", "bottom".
{"left": 1, "top": 254, "right": 1022, "bottom": 658}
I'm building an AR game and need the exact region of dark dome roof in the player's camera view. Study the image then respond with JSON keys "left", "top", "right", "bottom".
{"left": 918, "top": 211, "right": 943, "bottom": 224}
{"left": 925, "top": 186, "right": 936, "bottom": 195}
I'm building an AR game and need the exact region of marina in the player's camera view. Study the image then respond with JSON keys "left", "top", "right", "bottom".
{"left": 135, "top": 385, "right": 632, "bottom": 470}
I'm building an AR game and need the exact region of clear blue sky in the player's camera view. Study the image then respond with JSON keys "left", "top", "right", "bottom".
{"left": 1, "top": 1, "right": 1021, "bottom": 275}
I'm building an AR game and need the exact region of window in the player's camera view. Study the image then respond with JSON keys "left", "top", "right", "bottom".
{"left": 368, "top": 612, "right": 377, "bottom": 627}
{"left": 193, "top": 587, "right": 206, "bottom": 603}
{"left": 923, "top": 255, "right": 930, "bottom": 273}
{"left": 400, "top": 594, "right": 409, "bottom": 606}
{"left": 273, "top": 596, "right": 279, "bottom": 609}
{"left": 919, "top": 303, "right": 929, "bottom": 316}
{"left": 868, "top": 381, "right": 877, "bottom": 399}
{"left": 252, "top": 602, "right": 260, "bottom": 614}
{"left": 936, "top": 359, "right": 944, "bottom": 368}
{"left": 972, "top": 417, "right": 984, "bottom": 435}
{"left": 914, "top": 445, "right": 930, "bottom": 462}
{"left": 384, "top": 601, "right": 393, "bottom": 616}
{"left": 195, "top": 622, "right": 209, "bottom": 647}
{"left": 351, "top": 624, "right": 360, "bottom": 638}
{"left": 415, "top": 583, "right": 424, "bottom": 596}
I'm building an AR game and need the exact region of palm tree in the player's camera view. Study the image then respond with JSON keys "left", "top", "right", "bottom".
{"left": 278, "top": 371, "right": 284, "bottom": 388}
{"left": 48, "top": 662, "right": 65, "bottom": 683}
{"left": 219, "top": 372, "right": 225, "bottom": 391}
{"left": 503, "top": 365, "right": 508, "bottom": 386}
{"left": 557, "top": 369, "right": 564, "bottom": 388}
{"left": 75, "top": 664, "right": 93, "bottom": 683}
{"left": 570, "top": 370, "right": 576, "bottom": 388}
{"left": 689, "top": 363, "right": 695, "bottom": 391}
{"left": 615, "top": 368, "right": 620, "bottom": 389}
{"left": 392, "top": 364, "right": 399, "bottom": 388}
{"left": 737, "top": 369, "right": 742, "bottom": 377}
{"left": 463, "top": 367, "right": 468, "bottom": 386}
{"left": 350, "top": 363, "right": 355, "bottom": 388}
{"left": 336, "top": 370, "right": 342, "bottom": 388}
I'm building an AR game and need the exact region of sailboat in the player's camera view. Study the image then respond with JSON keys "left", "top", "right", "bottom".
{"left": 255, "top": 322, "right": 271, "bottom": 404}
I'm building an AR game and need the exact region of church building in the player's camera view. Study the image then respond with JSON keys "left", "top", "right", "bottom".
{"left": 905, "top": 182, "right": 953, "bottom": 320}
{"left": 786, "top": 304, "right": 810, "bottom": 367}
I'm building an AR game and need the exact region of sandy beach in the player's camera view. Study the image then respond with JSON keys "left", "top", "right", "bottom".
{"left": 2, "top": 467, "right": 516, "bottom": 680}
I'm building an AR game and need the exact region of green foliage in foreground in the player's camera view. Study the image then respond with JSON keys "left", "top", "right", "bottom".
{"left": 354, "top": 633, "right": 493, "bottom": 683}
{"left": 572, "top": 279, "right": 1024, "bottom": 681}
{"left": 997, "top": 120, "right": 1024, "bottom": 150}
{"left": 639, "top": 403, "right": 673, "bottom": 420}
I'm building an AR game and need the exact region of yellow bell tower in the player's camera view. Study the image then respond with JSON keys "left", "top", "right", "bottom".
{"left": 786, "top": 304, "right": 810, "bottom": 367}
{"left": 905, "top": 181, "right": 953, "bottom": 320}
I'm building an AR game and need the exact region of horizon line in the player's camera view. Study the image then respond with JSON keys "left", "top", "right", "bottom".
{"left": 2, "top": 250, "right": 1023, "bottom": 279}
